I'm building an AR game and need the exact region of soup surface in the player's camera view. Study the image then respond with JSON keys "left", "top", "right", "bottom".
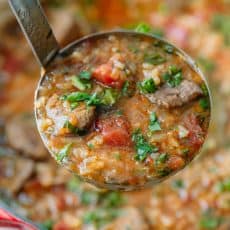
{"left": 36, "top": 33, "right": 211, "bottom": 189}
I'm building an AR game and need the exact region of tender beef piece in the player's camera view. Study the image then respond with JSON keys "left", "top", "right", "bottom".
{"left": 146, "top": 80, "right": 203, "bottom": 108}
{"left": 103, "top": 207, "right": 149, "bottom": 230}
{"left": 0, "top": 151, "right": 34, "bottom": 194}
{"left": 46, "top": 94, "right": 95, "bottom": 134}
{"left": 35, "top": 162, "right": 71, "bottom": 187}
{"left": 6, "top": 114, "right": 48, "bottom": 159}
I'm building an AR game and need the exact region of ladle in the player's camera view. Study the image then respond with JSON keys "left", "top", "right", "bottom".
{"left": 9, "top": 0, "right": 211, "bottom": 191}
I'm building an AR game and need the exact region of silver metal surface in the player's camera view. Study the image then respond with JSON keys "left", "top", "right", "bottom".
{"left": 8, "top": 0, "right": 59, "bottom": 67}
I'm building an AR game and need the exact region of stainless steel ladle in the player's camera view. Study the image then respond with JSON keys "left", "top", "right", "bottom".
{"left": 8, "top": 0, "right": 212, "bottom": 191}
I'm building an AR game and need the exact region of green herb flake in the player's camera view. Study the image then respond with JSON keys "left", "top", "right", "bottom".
{"left": 70, "top": 102, "right": 79, "bottom": 110}
{"left": 199, "top": 210, "right": 223, "bottom": 229}
{"left": 149, "top": 112, "right": 161, "bottom": 132}
{"left": 215, "top": 178, "right": 230, "bottom": 192}
{"left": 201, "top": 83, "right": 209, "bottom": 96}
{"left": 87, "top": 143, "right": 94, "bottom": 150}
{"left": 171, "top": 179, "right": 185, "bottom": 189}
{"left": 67, "top": 177, "right": 81, "bottom": 192}
{"left": 164, "top": 44, "right": 174, "bottom": 54}
{"left": 144, "top": 53, "right": 166, "bottom": 65}
{"left": 212, "top": 14, "right": 230, "bottom": 46}
{"left": 63, "top": 120, "right": 79, "bottom": 134}
{"left": 71, "top": 76, "right": 91, "bottom": 91}
{"left": 56, "top": 143, "right": 72, "bottom": 163}
{"left": 81, "top": 191, "right": 99, "bottom": 205}
{"left": 103, "top": 192, "right": 124, "bottom": 208}
{"left": 87, "top": 92, "right": 102, "bottom": 106}
{"left": 101, "top": 89, "right": 118, "bottom": 106}
{"left": 199, "top": 98, "right": 210, "bottom": 110}
{"left": 181, "top": 149, "right": 190, "bottom": 156}
{"left": 155, "top": 153, "right": 169, "bottom": 165}
{"left": 40, "top": 219, "right": 54, "bottom": 230}
{"left": 132, "top": 129, "right": 158, "bottom": 161}
{"left": 135, "top": 23, "right": 152, "bottom": 33}
{"left": 64, "top": 92, "right": 90, "bottom": 102}
{"left": 83, "top": 208, "right": 120, "bottom": 228}
{"left": 79, "top": 70, "right": 92, "bottom": 80}
{"left": 197, "top": 57, "right": 216, "bottom": 73}
{"left": 138, "top": 78, "right": 156, "bottom": 94}
{"left": 114, "top": 152, "right": 121, "bottom": 160}
{"left": 163, "top": 65, "right": 182, "bottom": 87}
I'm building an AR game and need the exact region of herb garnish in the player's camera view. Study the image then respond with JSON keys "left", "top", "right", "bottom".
{"left": 199, "top": 209, "right": 224, "bottom": 229}
{"left": 199, "top": 98, "right": 210, "bottom": 110}
{"left": 215, "top": 178, "right": 230, "bottom": 192}
{"left": 144, "top": 53, "right": 166, "bottom": 65}
{"left": 138, "top": 78, "right": 156, "bottom": 94}
{"left": 149, "top": 112, "right": 161, "bottom": 132}
{"left": 163, "top": 65, "right": 182, "bottom": 87}
{"left": 56, "top": 143, "right": 72, "bottom": 163}
{"left": 132, "top": 129, "right": 158, "bottom": 161}
{"left": 171, "top": 179, "right": 185, "bottom": 189}
{"left": 63, "top": 120, "right": 79, "bottom": 134}
{"left": 212, "top": 14, "right": 230, "bottom": 46}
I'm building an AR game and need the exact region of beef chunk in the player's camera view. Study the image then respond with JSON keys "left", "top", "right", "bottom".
{"left": 6, "top": 114, "right": 48, "bottom": 159}
{"left": 146, "top": 80, "right": 203, "bottom": 108}
{"left": 46, "top": 94, "right": 95, "bottom": 135}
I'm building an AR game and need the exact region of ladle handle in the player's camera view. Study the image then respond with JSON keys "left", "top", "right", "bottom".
{"left": 8, "top": 0, "right": 59, "bottom": 68}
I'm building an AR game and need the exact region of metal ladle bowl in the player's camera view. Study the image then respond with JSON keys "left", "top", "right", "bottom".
{"left": 9, "top": 0, "right": 212, "bottom": 191}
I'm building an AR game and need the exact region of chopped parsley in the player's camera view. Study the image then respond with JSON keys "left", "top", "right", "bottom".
{"left": 132, "top": 129, "right": 158, "bottom": 161}
{"left": 101, "top": 89, "right": 119, "bottom": 106}
{"left": 164, "top": 44, "right": 174, "bottom": 54}
{"left": 171, "top": 179, "right": 185, "bottom": 189}
{"left": 149, "top": 112, "right": 161, "bottom": 132}
{"left": 201, "top": 83, "right": 209, "bottom": 96}
{"left": 215, "top": 178, "right": 230, "bottom": 192}
{"left": 163, "top": 65, "right": 182, "bottom": 87}
{"left": 199, "top": 210, "right": 223, "bottom": 229}
{"left": 144, "top": 53, "right": 166, "bottom": 65}
{"left": 39, "top": 220, "right": 54, "bottom": 230}
{"left": 56, "top": 143, "right": 72, "bottom": 163}
{"left": 71, "top": 76, "right": 91, "bottom": 91}
{"left": 155, "top": 153, "right": 169, "bottom": 164}
{"left": 122, "top": 80, "right": 134, "bottom": 97}
{"left": 63, "top": 120, "right": 79, "bottom": 134}
{"left": 197, "top": 57, "right": 216, "bottom": 73}
{"left": 83, "top": 208, "right": 121, "bottom": 228}
{"left": 138, "top": 78, "right": 156, "bottom": 94}
{"left": 134, "top": 23, "right": 164, "bottom": 38}
{"left": 102, "top": 192, "right": 124, "bottom": 208}
{"left": 199, "top": 98, "right": 210, "bottom": 110}
{"left": 79, "top": 70, "right": 92, "bottom": 80}
{"left": 62, "top": 90, "right": 118, "bottom": 107}
{"left": 212, "top": 14, "right": 230, "bottom": 46}
{"left": 135, "top": 23, "right": 152, "bottom": 33}
{"left": 63, "top": 92, "right": 90, "bottom": 102}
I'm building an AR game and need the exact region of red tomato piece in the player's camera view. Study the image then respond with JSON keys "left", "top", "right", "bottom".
{"left": 183, "top": 113, "right": 204, "bottom": 149}
{"left": 53, "top": 221, "right": 70, "bottom": 230}
{"left": 96, "top": 116, "right": 131, "bottom": 146}
{"left": 92, "top": 63, "right": 124, "bottom": 88}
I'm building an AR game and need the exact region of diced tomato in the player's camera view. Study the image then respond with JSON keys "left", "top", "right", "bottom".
{"left": 92, "top": 63, "right": 124, "bottom": 88}
{"left": 96, "top": 115, "right": 131, "bottom": 146}
{"left": 167, "top": 155, "right": 185, "bottom": 170}
{"left": 2, "top": 49, "right": 23, "bottom": 74}
{"left": 183, "top": 113, "right": 204, "bottom": 150}
{"left": 53, "top": 221, "right": 71, "bottom": 230}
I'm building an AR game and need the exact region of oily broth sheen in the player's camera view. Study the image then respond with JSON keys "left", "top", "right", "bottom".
{"left": 36, "top": 33, "right": 211, "bottom": 190}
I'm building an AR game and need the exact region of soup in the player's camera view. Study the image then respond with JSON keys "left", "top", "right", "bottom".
{"left": 35, "top": 33, "right": 211, "bottom": 190}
